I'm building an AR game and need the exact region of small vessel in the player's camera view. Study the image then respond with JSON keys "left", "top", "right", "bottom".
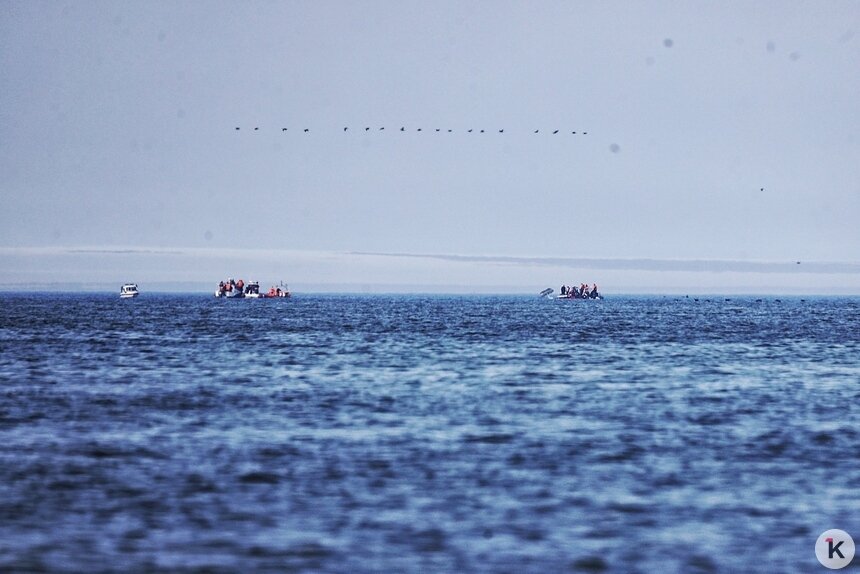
{"left": 120, "top": 283, "right": 139, "bottom": 298}
{"left": 215, "top": 278, "right": 291, "bottom": 298}
{"left": 215, "top": 278, "right": 245, "bottom": 298}
{"left": 557, "top": 293, "right": 602, "bottom": 300}
{"left": 556, "top": 283, "right": 602, "bottom": 300}
{"left": 266, "top": 281, "right": 291, "bottom": 298}
{"left": 244, "top": 281, "right": 264, "bottom": 298}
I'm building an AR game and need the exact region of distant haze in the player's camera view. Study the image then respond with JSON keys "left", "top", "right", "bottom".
{"left": 1, "top": 2, "right": 858, "bottom": 293}
{"left": 2, "top": 247, "right": 859, "bottom": 295}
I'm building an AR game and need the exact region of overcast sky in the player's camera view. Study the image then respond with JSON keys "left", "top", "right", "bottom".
{"left": 1, "top": 1, "right": 858, "bottom": 292}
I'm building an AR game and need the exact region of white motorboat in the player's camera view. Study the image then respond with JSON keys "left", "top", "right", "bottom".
{"left": 120, "top": 283, "right": 139, "bottom": 298}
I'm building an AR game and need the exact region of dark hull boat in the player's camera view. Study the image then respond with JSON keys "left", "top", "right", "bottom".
{"left": 541, "top": 286, "right": 602, "bottom": 300}
{"left": 557, "top": 293, "right": 602, "bottom": 300}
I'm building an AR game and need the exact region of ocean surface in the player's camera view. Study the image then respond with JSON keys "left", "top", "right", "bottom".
{"left": 1, "top": 293, "right": 858, "bottom": 573}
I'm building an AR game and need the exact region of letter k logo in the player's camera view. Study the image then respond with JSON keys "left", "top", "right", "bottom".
{"left": 817, "top": 529, "right": 855, "bottom": 569}
{"left": 828, "top": 538, "right": 845, "bottom": 559}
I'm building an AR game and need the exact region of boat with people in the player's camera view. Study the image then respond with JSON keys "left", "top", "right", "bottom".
{"left": 540, "top": 283, "right": 602, "bottom": 299}
{"left": 215, "top": 278, "right": 291, "bottom": 298}
{"left": 120, "top": 283, "right": 139, "bottom": 298}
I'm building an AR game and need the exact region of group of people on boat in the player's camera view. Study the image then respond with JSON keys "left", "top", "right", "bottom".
{"left": 216, "top": 278, "right": 245, "bottom": 297}
{"left": 215, "top": 278, "right": 290, "bottom": 298}
{"left": 559, "top": 283, "right": 600, "bottom": 299}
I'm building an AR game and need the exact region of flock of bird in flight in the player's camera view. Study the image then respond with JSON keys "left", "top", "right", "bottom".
{"left": 234, "top": 126, "right": 588, "bottom": 135}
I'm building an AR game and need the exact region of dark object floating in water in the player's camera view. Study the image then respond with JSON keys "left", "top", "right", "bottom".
{"left": 282, "top": 128, "right": 287, "bottom": 131}
{"left": 468, "top": 129, "right": 473, "bottom": 133}
{"left": 583, "top": 132, "right": 588, "bottom": 135}
{"left": 344, "top": 127, "right": 348, "bottom": 131}
{"left": 235, "top": 127, "right": 240, "bottom": 130}
{"left": 534, "top": 130, "right": 539, "bottom": 133}
{"left": 436, "top": 128, "right": 440, "bottom": 132}
{"left": 480, "top": 129, "right": 485, "bottom": 133}
{"left": 304, "top": 128, "right": 309, "bottom": 132}
{"left": 499, "top": 129, "right": 504, "bottom": 133}
{"left": 796, "top": 261, "right": 801, "bottom": 264}
{"left": 553, "top": 130, "right": 559, "bottom": 134}
{"left": 400, "top": 127, "right": 405, "bottom": 131}
{"left": 254, "top": 127, "right": 259, "bottom": 131}
{"left": 365, "top": 127, "right": 370, "bottom": 131}
{"left": 379, "top": 127, "right": 384, "bottom": 130}
{"left": 417, "top": 128, "right": 422, "bottom": 131}
{"left": 448, "top": 129, "right": 452, "bottom": 132}
{"left": 572, "top": 131, "right": 577, "bottom": 134}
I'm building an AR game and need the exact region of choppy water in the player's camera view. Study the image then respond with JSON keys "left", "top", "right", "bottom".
{"left": 1, "top": 293, "right": 858, "bottom": 573}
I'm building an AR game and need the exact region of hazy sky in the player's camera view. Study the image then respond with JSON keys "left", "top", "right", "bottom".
{"left": 1, "top": 1, "right": 858, "bottom": 292}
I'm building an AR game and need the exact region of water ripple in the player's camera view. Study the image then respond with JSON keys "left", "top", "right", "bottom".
{"left": 0, "top": 294, "right": 858, "bottom": 572}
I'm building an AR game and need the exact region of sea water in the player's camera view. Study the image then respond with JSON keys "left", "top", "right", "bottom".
{"left": 0, "top": 294, "right": 858, "bottom": 573}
